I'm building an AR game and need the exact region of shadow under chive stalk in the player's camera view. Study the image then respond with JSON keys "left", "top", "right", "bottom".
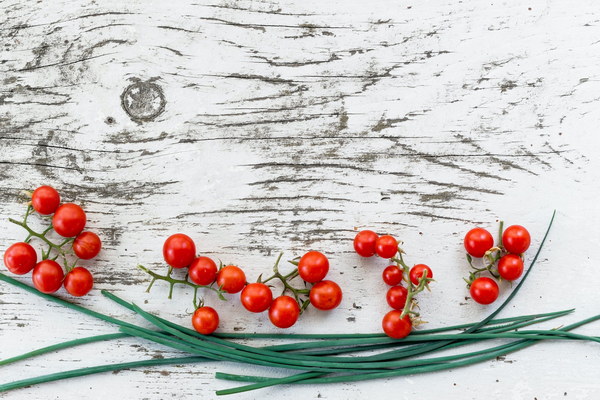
{"left": 260, "top": 253, "right": 311, "bottom": 311}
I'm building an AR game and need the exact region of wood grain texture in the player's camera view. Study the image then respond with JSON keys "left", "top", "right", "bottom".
{"left": 1, "top": 0, "right": 599, "bottom": 398}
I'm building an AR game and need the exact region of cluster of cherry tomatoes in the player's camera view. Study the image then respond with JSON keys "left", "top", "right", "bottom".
{"left": 354, "top": 230, "right": 434, "bottom": 339}
{"left": 3, "top": 186, "right": 101, "bottom": 297}
{"left": 161, "top": 234, "right": 342, "bottom": 335}
{"left": 464, "top": 224, "right": 531, "bottom": 304}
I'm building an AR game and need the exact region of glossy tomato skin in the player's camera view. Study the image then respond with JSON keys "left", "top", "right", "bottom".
{"left": 4, "top": 242, "right": 37, "bottom": 275}
{"left": 409, "top": 264, "right": 433, "bottom": 285}
{"left": 216, "top": 265, "right": 246, "bottom": 294}
{"left": 297, "top": 251, "right": 329, "bottom": 283}
{"left": 382, "top": 265, "right": 403, "bottom": 286}
{"left": 188, "top": 257, "right": 218, "bottom": 285}
{"left": 64, "top": 267, "right": 94, "bottom": 297}
{"left": 241, "top": 283, "right": 273, "bottom": 313}
{"left": 470, "top": 277, "right": 499, "bottom": 305}
{"left": 52, "top": 203, "right": 86, "bottom": 237}
{"left": 382, "top": 310, "right": 412, "bottom": 339}
{"left": 386, "top": 286, "right": 408, "bottom": 310}
{"left": 502, "top": 225, "right": 531, "bottom": 254}
{"left": 268, "top": 296, "right": 300, "bottom": 328}
{"left": 32, "top": 260, "right": 64, "bottom": 293}
{"left": 72, "top": 231, "right": 102, "bottom": 260}
{"left": 192, "top": 306, "right": 219, "bottom": 335}
{"left": 497, "top": 254, "right": 524, "bottom": 281}
{"left": 353, "top": 230, "right": 379, "bottom": 257}
{"left": 31, "top": 186, "right": 60, "bottom": 215}
{"left": 162, "top": 233, "right": 196, "bottom": 269}
{"left": 375, "top": 235, "right": 398, "bottom": 259}
{"left": 464, "top": 228, "right": 494, "bottom": 258}
{"left": 309, "top": 280, "right": 342, "bottom": 311}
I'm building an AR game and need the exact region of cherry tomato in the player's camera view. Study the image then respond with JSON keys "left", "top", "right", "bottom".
{"left": 63, "top": 267, "right": 94, "bottom": 297}
{"left": 72, "top": 231, "right": 102, "bottom": 260}
{"left": 188, "top": 257, "right": 218, "bottom": 285}
{"left": 382, "top": 265, "right": 403, "bottom": 286}
{"left": 386, "top": 286, "right": 408, "bottom": 310}
{"left": 382, "top": 310, "right": 412, "bottom": 339}
{"left": 268, "top": 296, "right": 300, "bottom": 328}
{"left": 353, "top": 230, "right": 379, "bottom": 257}
{"left": 240, "top": 283, "right": 273, "bottom": 313}
{"left": 4, "top": 242, "right": 37, "bottom": 275}
{"left": 470, "top": 277, "right": 499, "bottom": 305}
{"left": 216, "top": 265, "right": 246, "bottom": 294}
{"left": 32, "top": 260, "right": 64, "bottom": 293}
{"left": 375, "top": 235, "right": 398, "bottom": 259}
{"left": 31, "top": 186, "right": 60, "bottom": 215}
{"left": 409, "top": 264, "right": 433, "bottom": 285}
{"left": 192, "top": 306, "right": 219, "bottom": 335}
{"left": 52, "top": 203, "right": 86, "bottom": 237}
{"left": 162, "top": 233, "right": 196, "bottom": 269}
{"left": 297, "top": 251, "right": 329, "bottom": 283}
{"left": 502, "top": 225, "right": 531, "bottom": 254}
{"left": 498, "top": 254, "right": 524, "bottom": 281}
{"left": 309, "top": 280, "right": 342, "bottom": 311}
{"left": 464, "top": 227, "right": 494, "bottom": 258}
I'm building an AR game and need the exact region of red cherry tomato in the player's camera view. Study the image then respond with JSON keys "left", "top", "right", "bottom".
{"left": 297, "top": 251, "right": 329, "bottom": 283}
{"left": 498, "top": 254, "right": 524, "bottom": 281}
{"left": 464, "top": 227, "right": 494, "bottom": 258}
{"left": 375, "top": 235, "right": 398, "bottom": 259}
{"left": 31, "top": 186, "right": 60, "bottom": 215}
{"left": 63, "top": 267, "right": 94, "bottom": 297}
{"left": 409, "top": 264, "right": 433, "bottom": 285}
{"left": 4, "top": 242, "right": 37, "bottom": 275}
{"left": 162, "top": 233, "right": 196, "bottom": 269}
{"left": 470, "top": 277, "right": 499, "bottom": 305}
{"left": 382, "top": 265, "right": 403, "bottom": 286}
{"left": 353, "top": 230, "right": 379, "bottom": 257}
{"left": 52, "top": 203, "right": 86, "bottom": 237}
{"left": 192, "top": 306, "right": 219, "bottom": 335}
{"left": 502, "top": 225, "right": 531, "bottom": 254}
{"left": 32, "top": 260, "right": 64, "bottom": 293}
{"left": 216, "top": 265, "right": 246, "bottom": 294}
{"left": 268, "top": 296, "right": 300, "bottom": 328}
{"left": 309, "top": 280, "right": 342, "bottom": 311}
{"left": 382, "top": 310, "right": 412, "bottom": 339}
{"left": 240, "top": 283, "right": 273, "bottom": 313}
{"left": 72, "top": 231, "right": 102, "bottom": 260}
{"left": 386, "top": 286, "right": 408, "bottom": 310}
{"left": 188, "top": 257, "right": 218, "bottom": 285}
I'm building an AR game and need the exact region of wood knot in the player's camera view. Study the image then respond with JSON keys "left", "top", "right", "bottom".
{"left": 121, "top": 80, "right": 166, "bottom": 122}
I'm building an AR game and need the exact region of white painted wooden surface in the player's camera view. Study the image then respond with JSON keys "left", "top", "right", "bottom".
{"left": 1, "top": 0, "right": 599, "bottom": 398}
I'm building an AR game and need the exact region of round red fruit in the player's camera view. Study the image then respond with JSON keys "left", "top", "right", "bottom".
{"left": 163, "top": 233, "right": 196, "bottom": 269}
{"left": 298, "top": 251, "right": 329, "bottom": 283}
{"left": 375, "top": 235, "right": 398, "bottom": 259}
{"left": 31, "top": 186, "right": 60, "bottom": 215}
{"left": 470, "top": 277, "right": 499, "bottom": 305}
{"left": 216, "top": 265, "right": 246, "bottom": 294}
{"left": 409, "top": 264, "right": 433, "bottom": 285}
{"left": 502, "top": 225, "right": 531, "bottom": 254}
{"left": 241, "top": 283, "right": 273, "bottom": 313}
{"left": 382, "top": 310, "right": 412, "bottom": 339}
{"left": 498, "top": 254, "right": 524, "bottom": 281}
{"left": 192, "top": 306, "right": 219, "bottom": 335}
{"left": 64, "top": 267, "right": 93, "bottom": 297}
{"left": 268, "top": 296, "right": 300, "bottom": 328}
{"left": 309, "top": 280, "right": 342, "bottom": 311}
{"left": 32, "top": 260, "right": 64, "bottom": 294}
{"left": 73, "top": 231, "right": 102, "bottom": 260}
{"left": 353, "top": 230, "right": 379, "bottom": 257}
{"left": 382, "top": 265, "right": 403, "bottom": 286}
{"left": 386, "top": 286, "right": 408, "bottom": 310}
{"left": 464, "top": 227, "right": 494, "bottom": 258}
{"left": 4, "top": 242, "right": 37, "bottom": 275}
{"left": 52, "top": 203, "right": 86, "bottom": 237}
{"left": 188, "top": 257, "right": 218, "bottom": 285}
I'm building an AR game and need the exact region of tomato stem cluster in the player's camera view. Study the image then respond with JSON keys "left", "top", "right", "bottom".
{"left": 391, "top": 252, "right": 433, "bottom": 321}
{"left": 260, "top": 253, "right": 310, "bottom": 311}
